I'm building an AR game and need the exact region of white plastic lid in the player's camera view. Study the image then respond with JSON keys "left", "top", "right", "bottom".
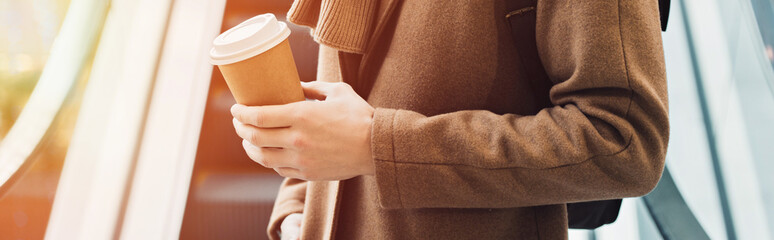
{"left": 209, "top": 13, "right": 291, "bottom": 65}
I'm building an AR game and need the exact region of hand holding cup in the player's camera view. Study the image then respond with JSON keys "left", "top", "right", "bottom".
{"left": 231, "top": 81, "right": 376, "bottom": 181}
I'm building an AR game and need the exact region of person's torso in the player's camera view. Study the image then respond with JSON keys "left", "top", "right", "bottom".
{"left": 307, "top": 0, "right": 568, "bottom": 239}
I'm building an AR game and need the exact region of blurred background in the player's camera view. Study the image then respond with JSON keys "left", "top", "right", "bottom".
{"left": 0, "top": 0, "right": 772, "bottom": 239}
{"left": 1, "top": 0, "right": 84, "bottom": 238}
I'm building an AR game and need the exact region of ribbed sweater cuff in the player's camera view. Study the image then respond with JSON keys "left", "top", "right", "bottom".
{"left": 287, "top": 0, "right": 377, "bottom": 53}
{"left": 287, "top": 0, "right": 320, "bottom": 27}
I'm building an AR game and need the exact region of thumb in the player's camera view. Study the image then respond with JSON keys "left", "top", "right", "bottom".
{"left": 300, "top": 81, "right": 334, "bottom": 100}
{"left": 301, "top": 81, "right": 350, "bottom": 101}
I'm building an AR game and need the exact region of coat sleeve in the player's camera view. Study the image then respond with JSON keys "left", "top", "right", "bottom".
{"left": 371, "top": 0, "right": 669, "bottom": 209}
{"left": 266, "top": 178, "right": 307, "bottom": 240}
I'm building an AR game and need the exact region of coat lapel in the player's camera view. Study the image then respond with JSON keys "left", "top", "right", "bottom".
{"left": 354, "top": 0, "right": 402, "bottom": 97}
{"left": 319, "top": 1, "right": 402, "bottom": 239}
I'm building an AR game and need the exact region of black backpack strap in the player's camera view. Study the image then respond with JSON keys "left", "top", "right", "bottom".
{"left": 660, "top": 0, "right": 670, "bottom": 31}
{"left": 566, "top": 199, "right": 623, "bottom": 229}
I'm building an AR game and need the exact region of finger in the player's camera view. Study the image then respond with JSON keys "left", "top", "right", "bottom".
{"left": 231, "top": 104, "right": 298, "bottom": 128}
{"left": 242, "top": 139, "right": 270, "bottom": 167}
{"left": 281, "top": 232, "right": 299, "bottom": 240}
{"left": 280, "top": 220, "right": 300, "bottom": 240}
{"left": 283, "top": 213, "right": 303, "bottom": 227}
{"left": 280, "top": 213, "right": 303, "bottom": 239}
{"left": 281, "top": 227, "right": 300, "bottom": 240}
{"left": 233, "top": 118, "right": 292, "bottom": 148}
{"left": 242, "top": 140, "right": 293, "bottom": 168}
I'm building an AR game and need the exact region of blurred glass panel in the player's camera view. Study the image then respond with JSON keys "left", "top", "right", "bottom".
{"left": 0, "top": 0, "right": 99, "bottom": 238}
{"left": 750, "top": 0, "right": 774, "bottom": 72}
{"left": 747, "top": 0, "right": 774, "bottom": 237}
{"left": 0, "top": 66, "right": 90, "bottom": 239}
{"left": 0, "top": 0, "right": 70, "bottom": 140}
{"left": 179, "top": 0, "right": 318, "bottom": 239}
{"left": 661, "top": 1, "right": 728, "bottom": 239}
{"left": 636, "top": 200, "right": 662, "bottom": 240}
{"left": 717, "top": 1, "right": 774, "bottom": 238}
{"left": 683, "top": 0, "right": 774, "bottom": 238}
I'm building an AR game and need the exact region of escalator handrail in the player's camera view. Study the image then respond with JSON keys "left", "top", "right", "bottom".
{"left": 642, "top": 167, "right": 711, "bottom": 240}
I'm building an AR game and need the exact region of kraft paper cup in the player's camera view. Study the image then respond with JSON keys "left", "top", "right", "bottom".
{"left": 210, "top": 14, "right": 305, "bottom": 106}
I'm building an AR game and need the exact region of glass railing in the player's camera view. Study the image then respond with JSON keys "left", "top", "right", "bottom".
{"left": 681, "top": 0, "right": 774, "bottom": 238}
{"left": 750, "top": 0, "right": 774, "bottom": 76}
{"left": 0, "top": 0, "right": 107, "bottom": 238}
{"left": 0, "top": 0, "right": 70, "bottom": 141}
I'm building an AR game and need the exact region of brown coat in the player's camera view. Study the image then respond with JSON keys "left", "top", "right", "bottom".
{"left": 268, "top": 0, "right": 669, "bottom": 239}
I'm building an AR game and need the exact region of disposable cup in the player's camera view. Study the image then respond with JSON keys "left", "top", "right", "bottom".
{"left": 210, "top": 14, "right": 305, "bottom": 106}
